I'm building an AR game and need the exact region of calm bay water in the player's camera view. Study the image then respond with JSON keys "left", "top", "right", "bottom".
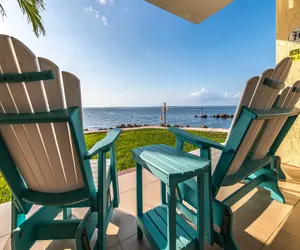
{"left": 83, "top": 106, "right": 236, "bottom": 130}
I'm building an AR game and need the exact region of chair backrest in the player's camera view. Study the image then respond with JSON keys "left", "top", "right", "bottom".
{"left": 224, "top": 57, "right": 292, "bottom": 176}
{"left": 0, "top": 35, "right": 85, "bottom": 193}
{"left": 251, "top": 81, "right": 300, "bottom": 160}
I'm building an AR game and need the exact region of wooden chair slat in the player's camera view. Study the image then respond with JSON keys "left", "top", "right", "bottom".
{"left": 62, "top": 71, "right": 83, "bottom": 125}
{"left": 227, "top": 76, "right": 259, "bottom": 137}
{"left": 252, "top": 80, "right": 300, "bottom": 159}
{"left": 0, "top": 35, "right": 48, "bottom": 191}
{"left": 0, "top": 36, "right": 121, "bottom": 250}
{"left": 11, "top": 37, "right": 68, "bottom": 192}
{"left": 169, "top": 57, "right": 297, "bottom": 250}
{"left": 39, "top": 58, "right": 82, "bottom": 191}
{"left": 227, "top": 69, "right": 273, "bottom": 175}
{"left": 227, "top": 57, "right": 292, "bottom": 175}
{"left": 62, "top": 71, "right": 84, "bottom": 187}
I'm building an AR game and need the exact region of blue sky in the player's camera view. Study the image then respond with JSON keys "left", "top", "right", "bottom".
{"left": 0, "top": 0, "right": 275, "bottom": 107}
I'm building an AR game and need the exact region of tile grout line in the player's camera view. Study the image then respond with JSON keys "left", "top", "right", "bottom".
{"left": 119, "top": 179, "right": 159, "bottom": 195}
{"left": 108, "top": 238, "right": 121, "bottom": 249}
{"left": 260, "top": 198, "right": 300, "bottom": 249}
{"left": 0, "top": 233, "right": 10, "bottom": 246}
{"left": 118, "top": 234, "right": 146, "bottom": 250}
{"left": 0, "top": 233, "right": 10, "bottom": 239}
{"left": 117, "top": 232, "right": 137, "bottom": 245}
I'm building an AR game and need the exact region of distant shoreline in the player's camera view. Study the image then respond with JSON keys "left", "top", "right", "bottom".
{"left": 83, "top": 105, "right": 237, "bottom": 109}
{"left": 84, "top": 126, "right": 229, "bottom": 134}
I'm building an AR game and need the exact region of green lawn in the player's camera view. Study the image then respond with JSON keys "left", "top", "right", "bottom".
{"left": 0, "top": 129, "right": 227, "bottom": 204}
{"left": 85, "top": 129, "right": 227, "bottom": 171}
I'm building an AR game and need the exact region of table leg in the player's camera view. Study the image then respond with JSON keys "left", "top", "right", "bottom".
{"left": 136, "top": 163, "right": 143, "bottom": 240}
{"left": 161, "top": 181, "right": 166, "bottom": 205}
{"left": 197, "top": 174, "right": 204, "bottom": 250}
{"left": 167, "top": 185, "right": 176, "bottom": 250}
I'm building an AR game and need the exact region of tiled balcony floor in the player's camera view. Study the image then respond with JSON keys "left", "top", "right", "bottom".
{"left": 1, "top": 152, "right": 300, "bottom": 249}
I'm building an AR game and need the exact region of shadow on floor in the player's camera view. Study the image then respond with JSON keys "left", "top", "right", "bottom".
{"left": 2, "top": 210, "right": 137, "bottom": 250}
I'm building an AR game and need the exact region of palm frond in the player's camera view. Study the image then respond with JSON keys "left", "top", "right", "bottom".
{"left": 0, "top": 4, "right": 7, "bottom": 18}
{"left": 17, "top": 0, "right": 46, "bottom": 37}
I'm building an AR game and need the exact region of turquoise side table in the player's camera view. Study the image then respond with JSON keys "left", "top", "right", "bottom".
{"left": 132, "top": 144, "right": 211, "bottom": 250}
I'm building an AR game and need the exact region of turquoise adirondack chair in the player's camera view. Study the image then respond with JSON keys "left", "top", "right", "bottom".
{"left": 169, "top": 57, "right": 300, "bottom": 250}
{"left": 0, "top": 35, "right": 121, "bottom": 249}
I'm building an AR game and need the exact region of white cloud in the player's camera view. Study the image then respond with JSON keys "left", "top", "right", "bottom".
{"left": 224, "top": 92, "right": 241, "bottom": 99}
{"left": 97, "top": 0, "right": 114, "bottom": 5}
{"left": 84, "top": 6, "right": 95, "bottom": 13}
{"left": 232, "top": 92, "right": 241, "bottom": 98}
{"left": 94, "top": 10, "right": 99, "bottom": 19}
{"left": 101, "top": 16, "right": 108, "bottom": 26}
{"left": 190, "top": 88, "right": 210, "bottom": 97}
{"left": 84, "top": 6, "right": 108, "bottom": 26}
{"left": 190, "top": 88, "right": 222, "bottom": 102}
{"left": 84, "top": 6, "right": 94, "bottom": 12}
{"left": 190, "top": 88, "right": 241, "bottom": 103}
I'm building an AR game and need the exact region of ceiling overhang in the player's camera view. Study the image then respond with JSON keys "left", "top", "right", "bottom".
{"left": 146, "top": 0, "right": 234, "bottom": 24}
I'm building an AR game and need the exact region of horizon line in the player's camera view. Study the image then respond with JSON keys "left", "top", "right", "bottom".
{"left": 83, "top": 105, "right": 238, "bottom": 108}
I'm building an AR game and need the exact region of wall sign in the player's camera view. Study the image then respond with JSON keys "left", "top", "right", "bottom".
{"left": 289, "top": 48, "right": 300, "bottom": 61}
{"left": 288, "top": 27, "right": 300, "bottom": 43}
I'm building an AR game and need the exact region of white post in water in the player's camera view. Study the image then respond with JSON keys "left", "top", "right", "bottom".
{"left": 162, "top": 102, "right": 168, "bottom": 126}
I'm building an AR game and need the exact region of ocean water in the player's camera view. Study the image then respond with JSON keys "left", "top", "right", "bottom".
{"left": 83, "top": 106, "right": 237, "bottom": 130}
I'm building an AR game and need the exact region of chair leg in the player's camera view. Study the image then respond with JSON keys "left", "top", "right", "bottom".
{"left": 223, "top": 232, "right": 239, "bottom": 250}
{"left": 136, "top": 163, "right": 143, "bottom": 240}
{"left": 197, "top": 174, "right": 204, "bottom": 250}
{"left": 110, "top": 144, "right": 120, "bottom": 208}
{"left": 11, "top": 200, "right": 26, "bottom": 230}
{"left": 213, "top": 201, "right": 239, "bottom": 250}
{"left": 277, "top": 165, "right": 287, "bottom": 181}
{"left": 11, "top": 200, "right": 25, "bottom": 250}
{"left": 98, "top": 152, "right": 107, "bottom": 250}
{"left": 161, "top": 181, "right": 166, "bottom": 205}
{"left": 12, "top": 206, "right": 62, "bottom": 250}
{"left": 63, "top": 208, "right": 72, "bottom": 219}
{"left": 275, "top": 156, "right": 286, "bottom": 180}
{"left": 270, "top": 156, "right": 286, "bottom": 180}
{"left": 221, "top": 209, "right": 238, "bottom": 250}
{"left": 167, "top": 185, "right": 176, "bottom": 250}
{"left": 263, "top": 174, "right": 285, "bottom": 203}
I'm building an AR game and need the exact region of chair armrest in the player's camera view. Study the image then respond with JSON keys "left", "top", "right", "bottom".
{"left": 169, "top": 127, "right": 232, "bottom": 152}
{"left": 84, "top": 128, "right": 122, "bottom": 159}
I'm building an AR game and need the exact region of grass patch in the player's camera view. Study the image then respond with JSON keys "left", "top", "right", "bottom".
{"left": 0, "top": 129, "right": 227, "bottom": 204}
{"left": 0, "top": 174, "right": 11, "bottom": 204}
{"left": 85, "top": 129, "right": 227, "bottom": 171}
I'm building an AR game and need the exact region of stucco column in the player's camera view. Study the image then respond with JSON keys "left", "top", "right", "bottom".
{"left": 276, "top": 0, "right": 300, "bottom": 166}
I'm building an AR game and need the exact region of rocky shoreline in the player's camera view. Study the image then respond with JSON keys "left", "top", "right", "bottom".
{"left": 84, "top": 124, "right": 229, "bottom": 133}
{"left": 83, "top": 123, "right": 210, "bottom": 131}
{"left": 195, "top": 113, "right": 234, "bottom": 119}
{"left": 83, "top": 114, "right": 235, "bottom": 131}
